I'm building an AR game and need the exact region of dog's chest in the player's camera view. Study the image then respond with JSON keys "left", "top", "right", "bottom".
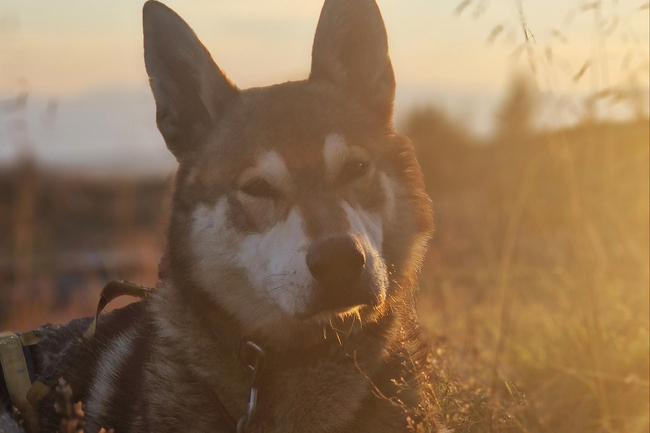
{"left": 260, "top": 360, "right": 371, "bottom": 431}
{"left": 143, "top": 340, "right": 374, "bottom": 433}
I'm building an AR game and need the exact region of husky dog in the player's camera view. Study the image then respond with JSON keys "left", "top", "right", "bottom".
{"left": 1, "top": 0, "right": 433, "bottom": 431}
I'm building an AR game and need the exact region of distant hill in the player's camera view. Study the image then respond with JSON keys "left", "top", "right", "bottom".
{"left": 0, "top": 87, "right": 176, "bottom": 174}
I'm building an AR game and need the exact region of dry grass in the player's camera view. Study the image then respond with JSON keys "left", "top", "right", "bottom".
{"left": 410, "top": 114, "right": 649, "bottom": 432}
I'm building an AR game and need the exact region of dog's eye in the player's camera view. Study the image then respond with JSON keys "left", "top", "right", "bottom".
{"left": 240, "top": 178, "right": 279, "bottom": 198}
{"left": 339, "top": 160, "right": 370, "bottom": 185}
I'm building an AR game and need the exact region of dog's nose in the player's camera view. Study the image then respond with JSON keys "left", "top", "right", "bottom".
{"left": 307, "top": 235, "right": 371, "bottom": 311}
{"left": 307, "top": 235, "right": 365, "bottom": 286}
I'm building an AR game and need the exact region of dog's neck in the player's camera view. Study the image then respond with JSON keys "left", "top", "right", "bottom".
{"left": 146, "top": 279, "right": 417, "bottom": 431}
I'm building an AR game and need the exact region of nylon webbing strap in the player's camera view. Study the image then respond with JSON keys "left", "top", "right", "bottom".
{"left": 0, "top": 332, "right": 40, "bottom": 433}
{"left": 83, "top": 280, "right": 154, "bottom": 340}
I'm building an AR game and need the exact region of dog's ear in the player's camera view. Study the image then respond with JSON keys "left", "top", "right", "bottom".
{"left": 143, "top": 1, "right": 238, "bottom": 161}
{"left": 309, "top": 0, "right": 395, "bottom": 125}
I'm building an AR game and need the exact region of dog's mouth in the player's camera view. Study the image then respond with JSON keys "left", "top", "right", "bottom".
{"left": 296, "top": 303, "right": 369, "bottom": 323}
{"left": 295, "top": 277, "right": 386, "bottom": 322}
{"left": 298, "top": 304, "right": 365, "bottom": 323}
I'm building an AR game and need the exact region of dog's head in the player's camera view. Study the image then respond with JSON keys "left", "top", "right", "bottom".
{"left": 143, "top": 0, "right": 433, "bottom": 340}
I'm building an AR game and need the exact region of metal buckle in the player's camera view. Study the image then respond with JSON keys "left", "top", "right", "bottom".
{"left": 236, "top": 341, "right": 266, "bottom": 433}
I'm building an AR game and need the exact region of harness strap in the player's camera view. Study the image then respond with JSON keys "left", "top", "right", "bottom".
{"left": 83, "top": 280, "right": 154, "bottom": 340}
{"left": 0, "top": 332, "right": 40, "bottom": 433}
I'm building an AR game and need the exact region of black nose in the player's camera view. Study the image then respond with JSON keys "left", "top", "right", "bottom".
{"left": 307, "top": 235, "right": 365, "bottom": 287}
{"left": 306, "top": 235, "right": 371, "bottom": 311}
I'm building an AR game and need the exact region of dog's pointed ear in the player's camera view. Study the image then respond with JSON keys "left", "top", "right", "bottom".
{"left": 143, "top": 1, "right": 238, "bottom": 161}
{"left": 309, "top": 0, "right": 395, "bottom": 125}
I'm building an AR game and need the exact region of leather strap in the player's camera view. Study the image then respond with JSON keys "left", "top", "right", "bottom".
{"left": 83, "top": 280, "right": 154, "bottom": 340}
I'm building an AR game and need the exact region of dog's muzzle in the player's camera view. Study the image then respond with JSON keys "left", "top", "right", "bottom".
{"left": 305, "top": 234, "right": 377, "bottom": 316}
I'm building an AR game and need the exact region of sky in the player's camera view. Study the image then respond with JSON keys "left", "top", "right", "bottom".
{"left": 0, "top": 0, "right": 648, "bottom": 171}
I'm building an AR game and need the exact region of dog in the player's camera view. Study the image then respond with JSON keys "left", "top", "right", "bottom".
{"left": 1, "top": 0, "right": 434, "bottom": 431}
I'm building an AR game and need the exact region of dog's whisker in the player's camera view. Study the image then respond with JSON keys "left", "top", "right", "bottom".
{"left": 343, "top": 314, "right": 357, "bottom": 342}
{"left": 262, "top": 273, "right": 291, "bottom": 284}
{"left": 267, "top": 283, "right": 294, "bottom": 294}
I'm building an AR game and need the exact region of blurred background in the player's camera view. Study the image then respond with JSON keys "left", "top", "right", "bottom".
{"left": 0, "top": 0, "right": 648, "bottom": 431}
